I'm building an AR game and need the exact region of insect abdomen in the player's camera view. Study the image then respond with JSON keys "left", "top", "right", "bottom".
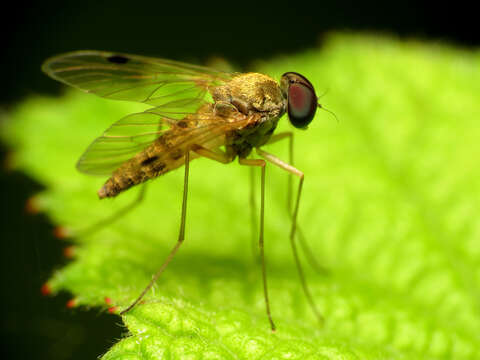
{"left": 97, "top": 143, "right": 188, "bottom": 199}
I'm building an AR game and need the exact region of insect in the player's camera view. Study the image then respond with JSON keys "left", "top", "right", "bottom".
{"left": 42, "top": 50, "right": 327, "bottom": 331}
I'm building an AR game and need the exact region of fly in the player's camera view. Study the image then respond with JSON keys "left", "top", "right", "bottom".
{"left": 42, "top": 50, "right": 327, "bottom": 331}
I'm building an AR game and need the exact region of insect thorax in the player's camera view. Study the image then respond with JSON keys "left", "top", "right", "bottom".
{"left": 213, "top": 72, "right": 286, "bottom": 158}
{"left": 227, "top": 116, "right": 280, "bottom": 158}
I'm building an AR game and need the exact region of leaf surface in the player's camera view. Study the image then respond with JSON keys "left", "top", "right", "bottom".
{"left": 2, "top": 33, "right": 480, "bottom": 359}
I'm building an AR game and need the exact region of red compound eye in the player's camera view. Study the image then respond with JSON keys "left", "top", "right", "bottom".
{"left": 281, "top": 72, "right": 318, "bottom": 128}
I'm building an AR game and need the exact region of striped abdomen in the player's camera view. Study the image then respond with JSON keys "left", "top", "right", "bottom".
{"left": 97, "top": 132, "right": 195, "bottom": 199}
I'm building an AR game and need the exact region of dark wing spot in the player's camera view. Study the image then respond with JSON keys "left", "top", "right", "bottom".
{"left": 141, "top": 156, "right": 159, "bottom": 166}
{"left": 177, "top": 121, "right": 188, "bottom": 128}
{"left": 107, "top": 55, "right": 129, "bottom": 64}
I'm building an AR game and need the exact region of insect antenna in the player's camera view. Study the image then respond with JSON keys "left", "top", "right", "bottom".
{"left": 318, "top": 103, "right": 339, "bottom": 123}
{"left": 316, "top": 88, "right": 330, "bottom": 99}
{"left": 316, "top": 88, "right": 338, "bottom": 123}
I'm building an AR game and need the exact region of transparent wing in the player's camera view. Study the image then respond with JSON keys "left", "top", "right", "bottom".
{"left": 76, "top": 111, "right": 167, "bottom": 175}
{"left": 77, "top": 100, "right": 254, "bottom": 176}
{"left": 42, "top": 50, "right": 233, "bottom": 106}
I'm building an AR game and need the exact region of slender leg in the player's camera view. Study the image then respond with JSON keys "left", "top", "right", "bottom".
{"left": 249, "top": 166, "right": 258, "bottom": 261}
{"left": 194, "top": 147, "right": 273, "bottom": 327}
{"left": 265, "top": 132, "right": 293, "bottom": 212}
{"left": 257, "top": 148, "right": 324, "bottom": 326}
{"left": 239, "top": 157, "right": 276, "bottom": 332}
{"left": 266, "top": 133, "right": 328, "bottom": 275}
{"left": 192, "top": 145, "right": 231, "bottom": 164}
{"left": 120, "top": 151, "right": 191, "bottom": 315}
{"left": 77, "top": 184, "right": 147, "bottom": 238}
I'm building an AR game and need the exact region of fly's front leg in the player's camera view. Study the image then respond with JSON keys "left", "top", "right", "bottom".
{"left": 194, "top": 147, "right": 275, "bottom": 329}
{"left": 247, "top": 132, "right": 292, "bottom": 262}
{"left": 266, "top": 133, "right": 327, "bottom": 275}
{"left": 238, "top": 157, "right": 276, "bottom": 332}
{"left": 256, "top": 148, "right": 324, "bottom": 326}
{"left": 120, "top": 151, "right": 191, "bottom": 315}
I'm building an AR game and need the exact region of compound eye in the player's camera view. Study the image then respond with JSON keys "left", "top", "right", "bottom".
{"left": 288, "top": 80, "right": 317, "bottom": 128}
{"left": 281, "top": 72, "right": 317, "bottom": 129}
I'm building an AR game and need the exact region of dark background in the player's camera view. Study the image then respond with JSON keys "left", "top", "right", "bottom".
{"left": 1, "top": 1, "right": 476, "bottom": 359}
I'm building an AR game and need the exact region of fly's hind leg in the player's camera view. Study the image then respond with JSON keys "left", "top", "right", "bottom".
{"left": 120, "top": 152, "right": 191, "bottom": 315}
{"left": 121, "top": 146, "right": 232, "bottom": 315}
{"left": 257, "top": 148, "right": 324, "bottom": 326}
{"left": 266, "top": 132, "right": 328, "bottom": 275}
{"left": 74, "top": 184, "right": 147, "bottom": 238}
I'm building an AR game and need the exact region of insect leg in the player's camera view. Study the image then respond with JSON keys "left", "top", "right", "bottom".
{"left": 238, "top": 157, "right": 276, "bottom": 331}
{"left": 249, "top": 166, "right": 258, "bottom": 261}
{"left": 265, "top": 132, "right": 293, "bottom": 212}
{"left": 256, "top": 148, "right": 324, "bottom": 326}
{"left": 196, "top": 144, "right": 258, "bottom": 261}
{"left": 192, "top": 145, "right": 231, "bottom": 164}
{"left": 191, "top": 145, "right": 269, "bottom": 262}
{"left": 76, "top": 184, "right": 147, "bottom": 238}
{"left": 120, "top": 150, "right": 191, "bottom": 315}
{"left": 265, "top": 133, "right": 328, "bottom": 275}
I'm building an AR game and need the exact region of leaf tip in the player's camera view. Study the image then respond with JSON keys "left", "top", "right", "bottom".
{"left": 66, "top": 298, "right": 77, "bottom": 308}
{"left": 63, "top": 245, "right": 77, "bottom": 259}
{"left": 25, "top": 195, "right": 42, "bottom": 215}
{"left": 53, "top": 226, "right": 72, "bottom": 239}
{"left": 107, "top": 306, "right": 118, "bottom": 314}
{"left": 2, "top": 151, "right": 17, "bottom": 172}
{"left": 40, "top": 283, "right": 52, "bottom": 296}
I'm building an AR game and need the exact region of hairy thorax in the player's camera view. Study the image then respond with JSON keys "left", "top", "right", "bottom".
{"left": 212, "top": 73, "right": 287, "bottom": 158}
{"left": 98, "top": 73, "right": 287, "bottom": 198}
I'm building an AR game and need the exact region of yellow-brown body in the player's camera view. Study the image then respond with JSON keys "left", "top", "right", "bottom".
{"left": 98, "top": 73, "right": 286, "bottom": 199}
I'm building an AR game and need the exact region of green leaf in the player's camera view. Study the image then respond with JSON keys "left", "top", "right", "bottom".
{"left": 3, "top": 33, "right": 480, "bottom": 359}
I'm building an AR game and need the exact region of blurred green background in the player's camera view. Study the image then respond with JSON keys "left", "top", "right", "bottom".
{"left": 1, "top": 1, "right": 478, "bottom": 359}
